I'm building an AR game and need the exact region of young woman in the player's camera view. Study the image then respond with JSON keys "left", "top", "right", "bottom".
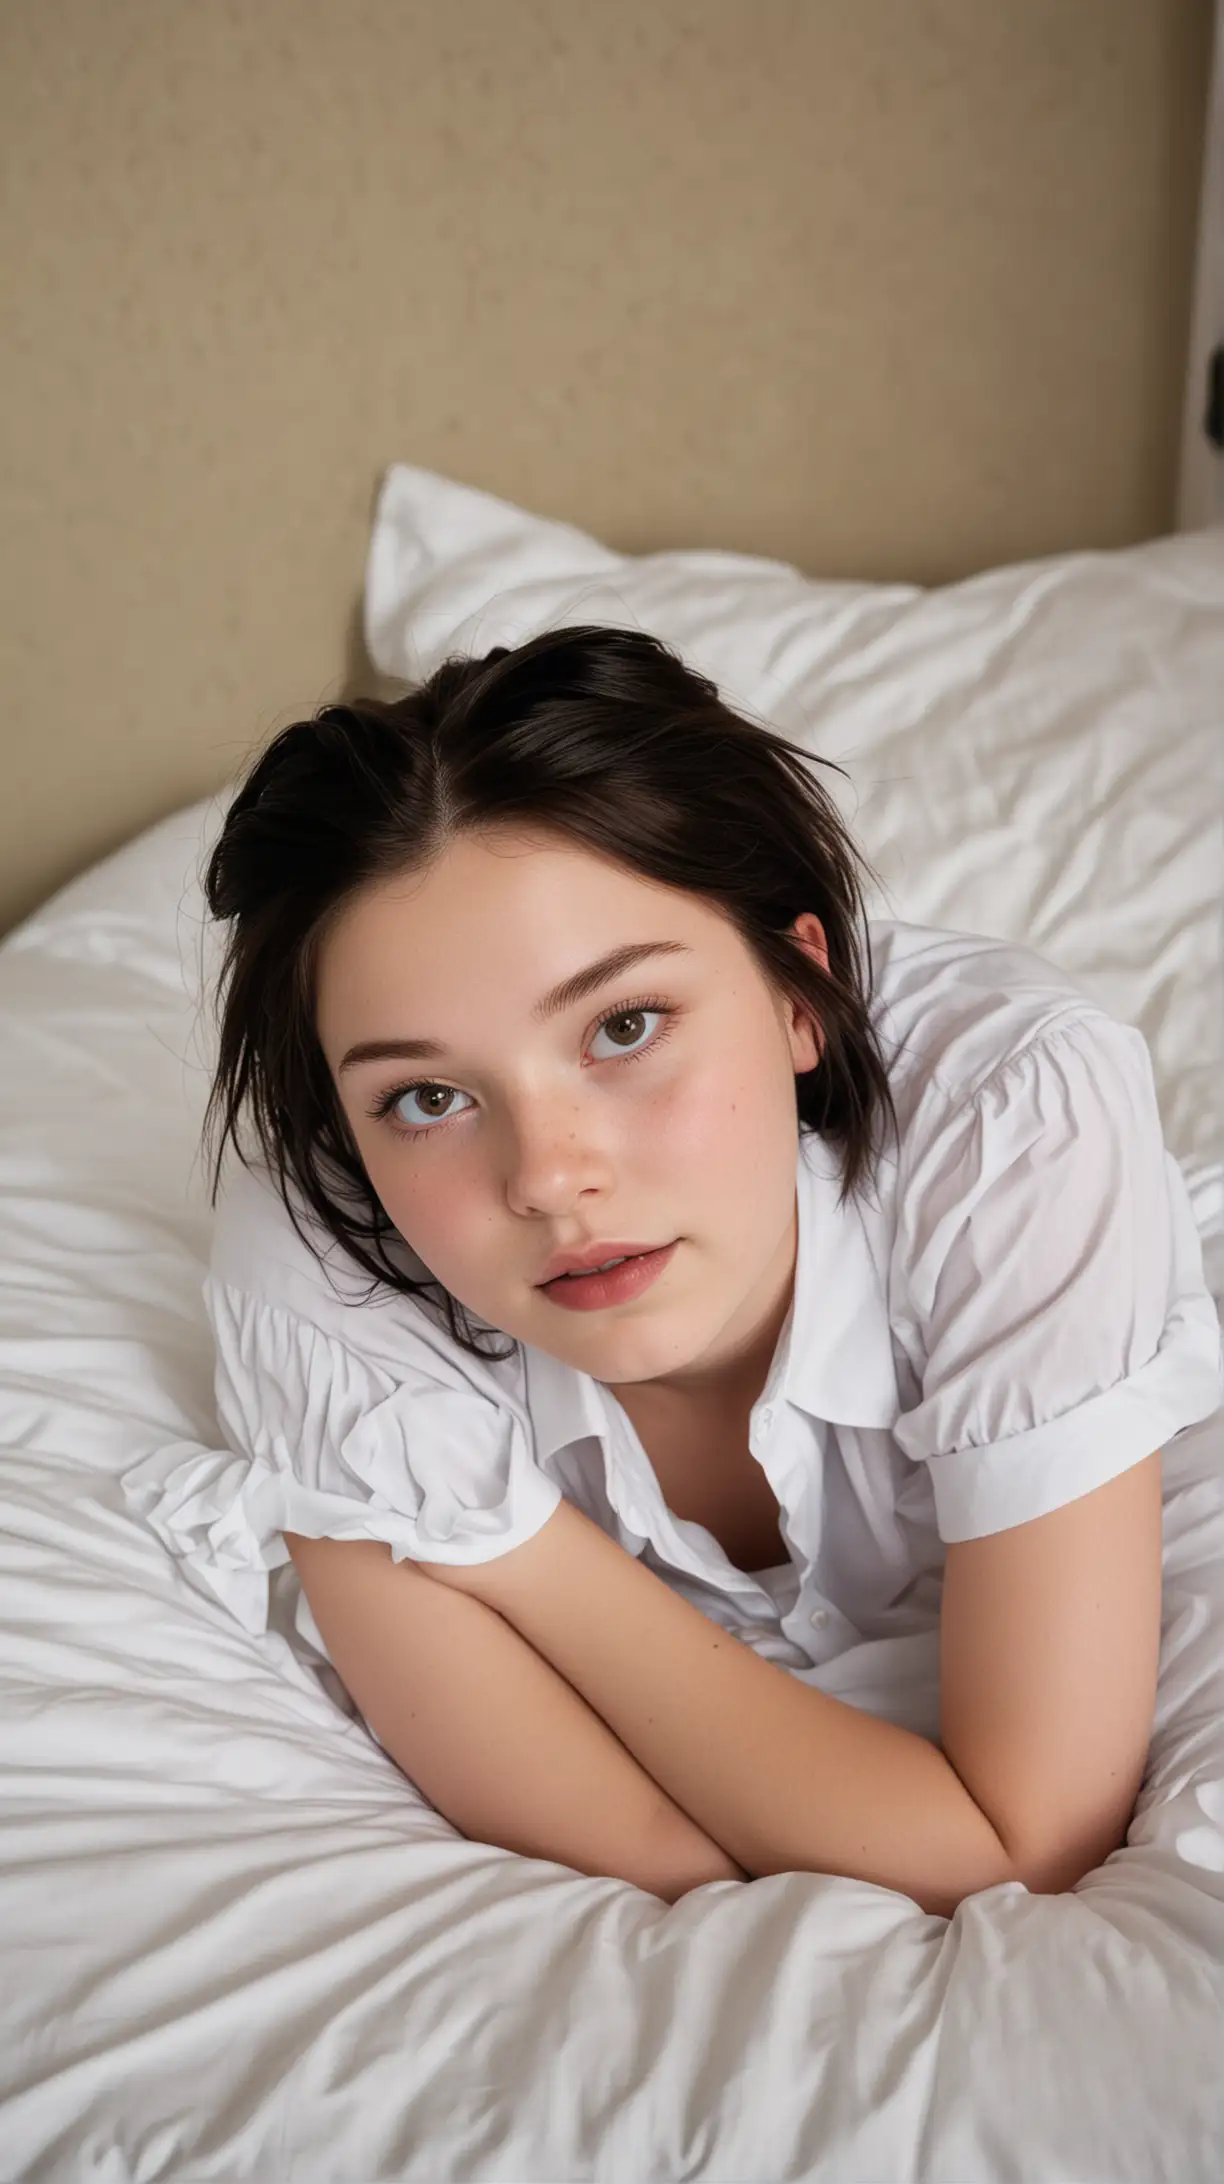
{"left": 128, "top": 625, "right": 1223, "bottom": 1914}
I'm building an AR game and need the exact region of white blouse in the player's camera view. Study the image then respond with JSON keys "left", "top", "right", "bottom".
{"left": 125, "top": 919, "right": 1224, "bottom": 1743}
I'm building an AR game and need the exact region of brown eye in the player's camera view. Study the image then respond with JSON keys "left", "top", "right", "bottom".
{"left": 588, "top": 1003, "right": 669, "bottom": 1062}
{"left": 415, "top": 1088, "right": 456, "bottom": 1118}
{"left": 603, "top": 1010, "right": 647, "bottom": 1047}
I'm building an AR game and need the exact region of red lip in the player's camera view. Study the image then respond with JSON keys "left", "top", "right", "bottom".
{"left": 536, "top": 1241, "right": 664, "bottom": 1285}
{"left": 540, "top": 1241, "right": 678, "bottom": 1310}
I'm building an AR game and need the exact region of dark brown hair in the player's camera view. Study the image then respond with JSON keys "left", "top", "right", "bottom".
{"left": 200, "top": 624, "right": 900, "bottom": 1363}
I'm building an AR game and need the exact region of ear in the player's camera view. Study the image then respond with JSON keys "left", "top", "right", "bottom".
{"left": 783, "top": 913, "right": 828, "bottom": 1074}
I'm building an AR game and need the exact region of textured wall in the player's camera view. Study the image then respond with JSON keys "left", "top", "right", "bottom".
{"left": 0, "top": 0, "right": 1212, "bottom": 939}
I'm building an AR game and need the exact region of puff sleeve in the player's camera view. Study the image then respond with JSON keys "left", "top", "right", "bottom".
{"left": 890, "top": 1013, "right": 1224, "bottom": 1543}
{"left": 122, "top": 1280, "right": 563, "bottom": 1637}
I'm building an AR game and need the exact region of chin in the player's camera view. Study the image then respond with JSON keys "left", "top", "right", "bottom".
{"left": 580, "top": 1321, "right": 693, "bottom": 1373}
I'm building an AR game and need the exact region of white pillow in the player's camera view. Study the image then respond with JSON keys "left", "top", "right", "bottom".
{"left": 364, "top": 465, "right": 1224, "bottom": 1281}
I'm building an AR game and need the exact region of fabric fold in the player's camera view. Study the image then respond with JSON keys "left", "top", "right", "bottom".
{"left": 121, "top": 1285, "right": 564, "bottom": 1637}
{"left": 891, "top": 1013, "right": 1224, "bottom": 1536}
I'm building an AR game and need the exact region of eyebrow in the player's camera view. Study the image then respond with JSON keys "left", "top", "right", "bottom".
{"left": 337, "top": 940, "right": 695, "bottom": 1074}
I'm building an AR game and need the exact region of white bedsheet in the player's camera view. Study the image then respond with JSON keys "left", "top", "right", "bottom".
{"left": 1, "top": 505, "right": 1223, "bottom": 2180}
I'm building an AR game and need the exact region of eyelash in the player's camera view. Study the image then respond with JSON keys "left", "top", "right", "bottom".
{"left": 366, "top": 996, "right": 679, "bottom": 1140}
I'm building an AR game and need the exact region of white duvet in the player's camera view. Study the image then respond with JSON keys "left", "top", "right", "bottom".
{"left": 1, "top": 471, "right": 1222, "bottom": 2181}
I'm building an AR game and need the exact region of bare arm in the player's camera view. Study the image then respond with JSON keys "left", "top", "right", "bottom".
{"left": 283, "top": 1533, "right": 746, "bottom": 1904}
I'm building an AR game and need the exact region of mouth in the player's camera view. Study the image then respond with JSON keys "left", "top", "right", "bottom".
{"left": 538, "top": 1241, "right": 679, "bottom": 1310}
{"left": 536, "top": 1241, "right": 664, "bottom": 1286}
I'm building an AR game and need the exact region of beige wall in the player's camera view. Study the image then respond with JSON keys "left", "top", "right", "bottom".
{"left": 1178, "top": 0, "right": 1224, "bottom": 526}
{"left": 0, "top": 0, "right": 1212, "bottom": 940}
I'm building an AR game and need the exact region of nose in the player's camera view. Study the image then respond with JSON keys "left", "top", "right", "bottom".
{"left": 501, "top": 1097, "right": 615, "bottom": 1217}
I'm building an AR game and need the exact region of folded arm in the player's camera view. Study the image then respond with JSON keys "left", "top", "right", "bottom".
{"left": 284, "top": 1531, "right": 746, "bottom": 1902}
{"left": 422, "top": 1453, "right": 1163, "bottom": 1918}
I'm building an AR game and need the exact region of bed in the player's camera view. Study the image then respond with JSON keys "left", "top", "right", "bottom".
{"left": 2, "top": 461, "right": 1222, "bottom": 2180}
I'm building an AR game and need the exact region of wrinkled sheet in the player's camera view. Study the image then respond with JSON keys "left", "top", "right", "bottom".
{"left": 2, "top": 506, "right": 1223, "bottom": 2180}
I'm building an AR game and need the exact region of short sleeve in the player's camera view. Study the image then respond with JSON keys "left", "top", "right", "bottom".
{"left": 890, "top": 1014, "right": 1224, "bottom": 1542}
{"left": 122, "top": 1280, "right": 563, "bottom": 1636}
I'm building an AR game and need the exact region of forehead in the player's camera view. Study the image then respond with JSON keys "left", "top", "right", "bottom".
{"left": 329, "top": 828, "right": 691, "bottom": 943}
{"left": 313, "top": 827, "right": 732, "bottom": 1036}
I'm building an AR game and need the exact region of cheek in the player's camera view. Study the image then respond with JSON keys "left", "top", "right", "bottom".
{"left": 368, "top": 1161, "right": 476, "bottom": 1270}
{"left": 655, "top": 1032, "right": 800, "bottom": 1211}
{"left": 643, "top": 1047, "right": 769, "bottom": 1163}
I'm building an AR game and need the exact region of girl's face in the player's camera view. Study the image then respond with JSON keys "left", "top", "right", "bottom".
{"left": 315, "top": 826, "right": 825, "bottom": 1410}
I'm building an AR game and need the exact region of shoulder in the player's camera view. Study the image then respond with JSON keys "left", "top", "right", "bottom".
{"left": 864, "top": 916, "right": 1142, "bottom": 1147}
{"left": 205, "top": 1148, "right": 523, "bottom": 1406}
